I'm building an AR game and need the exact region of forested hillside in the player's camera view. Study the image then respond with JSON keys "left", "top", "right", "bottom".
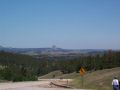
{"left": 0, "top": 51, "right": 39, "bottom": 81}
{"left": 0, "top": 50, "right": 120, "bottom": 81}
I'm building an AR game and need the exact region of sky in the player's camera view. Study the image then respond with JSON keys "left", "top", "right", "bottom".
{"left": 0, "top": 0, "right": 120, "bottom": 49}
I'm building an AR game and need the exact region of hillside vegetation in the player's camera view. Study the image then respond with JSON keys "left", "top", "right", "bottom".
{"left": 39, "top": 71, "right": 79, "bottom": 79}
{"left": 71, "top": 67, "right": 120, "bottom": 90}
{"left": 0, "top": 51, "right": 39, "bottom": 81}
{"left": 0, "top": 50, "right": 120, "bottom": 82}
{"left": 39, "top": 70, "right": 63, "bottom": 79}
{"left": 39, "top": 67, "right": 120, "bottom": 90}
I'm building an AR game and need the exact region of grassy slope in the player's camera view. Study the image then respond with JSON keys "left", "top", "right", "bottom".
{"left": 39, "top": 71, "right": 80, "bottom": 79}
{"left": 1, "top": 67, "right": 119, "bottom": 89}
{"left": 56, "top": 72, "right": 79, "bottom": 79}
{"left": 39, "top": 67, "right": 120, "bottom": 90}
{"left": 38, "top": 70, "right": 63, "bottom": 79}
{"left": 71, "top": 67, "right": 120, "bottom": 90}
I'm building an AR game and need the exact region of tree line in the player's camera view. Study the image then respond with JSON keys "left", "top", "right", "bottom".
{"left": 0, "top": 50, "right": 120, "bottom": 81}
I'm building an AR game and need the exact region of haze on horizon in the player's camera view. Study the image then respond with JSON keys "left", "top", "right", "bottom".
{"left": 0, "top": 0, "right": 120, "bottom": 49}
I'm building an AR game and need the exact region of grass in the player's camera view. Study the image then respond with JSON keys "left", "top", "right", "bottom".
{"left": 38, "top": 67, "right": 120, "bottom": 90}
{"left": 56, "top": 72, "right": 79, "bottom": 79}
{"left": 38, "top": 70, "right": 63, "bottom": 79}
{"left": 70, "top": 67, "right": 120, "bottom": 90}
{"left": 39, "top": 71, "right": 80, "bottom": 79}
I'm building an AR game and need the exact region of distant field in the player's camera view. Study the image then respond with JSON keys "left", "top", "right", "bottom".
{"left": 39, "top": 67, "right": 120, "bottom": 90}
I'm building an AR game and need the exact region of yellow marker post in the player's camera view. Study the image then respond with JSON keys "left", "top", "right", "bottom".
{"left": 79, "top": 67, "right": 86, "bottom": 88}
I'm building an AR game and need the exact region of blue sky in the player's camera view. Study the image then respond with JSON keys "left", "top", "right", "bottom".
{"left": 0, "top": 0, "right": 120, "bottom": 49}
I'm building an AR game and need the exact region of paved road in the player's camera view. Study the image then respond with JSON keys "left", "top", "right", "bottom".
{"left": 0, "top": 79, "right": 87, "bottom": 90}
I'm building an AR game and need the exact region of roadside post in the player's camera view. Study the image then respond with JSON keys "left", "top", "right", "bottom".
{"left": 79, "top": 67, "right": 86, "bottom": 88}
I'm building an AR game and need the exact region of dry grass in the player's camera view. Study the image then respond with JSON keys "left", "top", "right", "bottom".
{"left": 39, "top": 71, "right": 80, "bottom": 79}
{"left": 56, "top": 72, "right": 79, "bottom": 79}
{"left": 38, "top": 70, "right": 63, "bottom": 79}
{"left": 38, "top": 67, "right": 120, "bottom": 90}
{"left": 71, "top": 67, "right": 120, "bottom": 90}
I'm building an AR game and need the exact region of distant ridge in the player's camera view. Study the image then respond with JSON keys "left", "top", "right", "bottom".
{"left": 0, "top": 45, "right": 119, "bottom": 56}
